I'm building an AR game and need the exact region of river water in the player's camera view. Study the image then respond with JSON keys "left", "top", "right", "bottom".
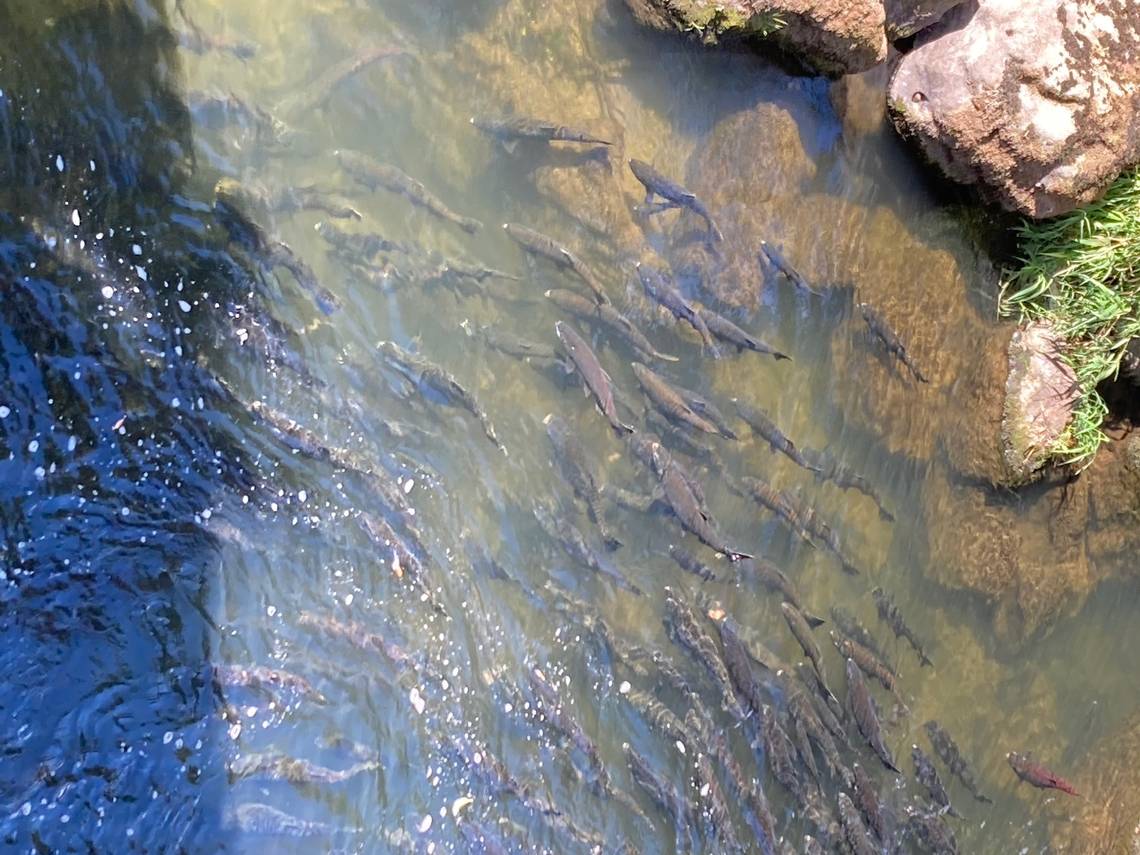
{"left": 1, "top": 0, "right": 1138, "bottom": 852}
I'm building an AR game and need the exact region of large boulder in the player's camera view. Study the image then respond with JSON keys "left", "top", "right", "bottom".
{"left": 623, "top": 0, "right": 888, "bottom": 76}
{"left": 884, "top": 0, "right": 965, "bottom": 41}
{"left": 889, "top": 0, "right": 1140, "bottom": 218}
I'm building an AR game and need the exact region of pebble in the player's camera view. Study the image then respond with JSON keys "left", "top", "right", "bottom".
{"left": 417, "top": 814, "right": 432, "bottom": 833}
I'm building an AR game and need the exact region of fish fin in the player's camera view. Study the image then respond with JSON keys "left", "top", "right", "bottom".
{"left": 805, "top": 614, "right": 826, "bottom": 629}
{"left": 720, "top": 428, "right": 739, "bottom": 441}
{"left": 654, "top": 351, "right": 680, "bottom": 363}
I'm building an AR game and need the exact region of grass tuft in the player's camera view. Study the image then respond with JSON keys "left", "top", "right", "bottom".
{"left": 999, "top": 168, "right": 1140, "bottom": 465}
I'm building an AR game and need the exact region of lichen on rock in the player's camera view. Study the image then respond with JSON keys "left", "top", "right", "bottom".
{"left": 1001, "top": 322, "right": 1079, "bottom": 484}
{"left": 889, "top": 0, "right": 1140, "bottom": 218}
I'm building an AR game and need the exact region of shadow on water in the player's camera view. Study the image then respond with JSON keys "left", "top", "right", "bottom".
{"left": 0, "top": 2, "right": 317, "bottom": 848}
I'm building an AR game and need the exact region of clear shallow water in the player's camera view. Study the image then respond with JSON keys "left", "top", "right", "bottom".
{"left": 1, "top": 0, "right": 1139, "bottom": 852}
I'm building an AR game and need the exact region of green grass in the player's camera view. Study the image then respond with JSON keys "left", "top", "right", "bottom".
{"left": 999, "top": 168, "right": 1140, "bottom": 465}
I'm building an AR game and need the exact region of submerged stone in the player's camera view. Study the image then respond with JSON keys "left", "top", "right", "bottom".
{"left": 623, "top": 0, "right": 888, "bottom": 76}
{"left": 1051, "top": 709, "right": 1140, "bottom": 853}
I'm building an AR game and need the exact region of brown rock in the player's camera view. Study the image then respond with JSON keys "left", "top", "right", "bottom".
{"left": 889, "top": 1, "right": 1140, "bottom": 218}
{"left": 884, "top": 0, "right": 965, "bottom": 41}
{"left": 1002, "top": 322, "right": 1079, "bottom": 483}
{"left": 622, "top": 0, "right": 888, "bottom": 76}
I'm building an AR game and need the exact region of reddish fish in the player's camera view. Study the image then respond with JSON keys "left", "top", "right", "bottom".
{"left": 1007, "top": 752, "right": 1079, "bottom": 796}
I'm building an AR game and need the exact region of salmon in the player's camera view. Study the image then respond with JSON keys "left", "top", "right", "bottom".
{"left": 1007, "top": 752, "right": 1079, "bottom": 796}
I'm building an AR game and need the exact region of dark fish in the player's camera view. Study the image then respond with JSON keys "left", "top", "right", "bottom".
{"left": 356, "top": 510, "right": 439, "bottom": 611}
{"left": 710, "top": 611, "right": 767, "bottom": 717}
{"left": 213, "top": 664, "right": 327, "bottom": 704}
{"left": 905, "top": 807, "right": 959, "bottom": 855}
{"left": 685, "top": 708, "right": 777, "bottom": 854}
{"left": 851, "top": 762, "right": 888, "bottom": 843}
{"left": 545, "top": 288, "right": 677, "bottom": 362}
{"left": 759, "top": 241, "right": 821, "bottom": 296}
{"left": 789, "top": 707, "right": 823, "bottom": 790}
{"left": 624, "top": 744, "right": 696, "bottom": 835}
{"left": 638, "top": 439, "right": 752, "bottom": 561}
{"left": 633, "top": 363, "right": 722, "bottom": 436}
{"left": 297, "top": 612, "right": 415, "bottom": 672}
{"left": 283, "top": 45, "right": 411, "bottom": 117}
{"left": 636, "top": 262, "right": 718, "bottom": 354}
{"left": 336, "top": 150, "right": 481, "bottom": 234}
{"left": 667, "top": 544, "right": 718, "bottom": 582}
{"left": 831, "top": 607, "right": 891, "bottom": 667}
{"left": 316, "top": 219, "right": 412, "bottom": 260}
{"left": 733, "top": 399, "right": 821, "bottom": 474}
{"left": 528, "top": 667, "right": 648, "bottom": 827}
{"left": 272, "top": 185, "right": 362, "bottom": 220}
{"left": 735, "top": 475, "right": 815, "bottom": 547}
{"left": 479, "top": 326, "right": 560, "bottom": 361}
{"left": 757, "top": 704, "right": 807, "bottom": 806}
{"left": 859, "top": 302, "right": 929, "bottom": 383}
{"left": 663, "top": 587, "right": 747, "bottom": 719}
{"left": 924, "top": 721, "right": 992, "bottom": 804}
{"left": 693, "top": 751, "right": 745, "bottom": 853}
{"left": 226, "top": 803, "right": 340, "bottom": 838}
{"left": 797, "top": 663, "right": 845, "bottom": 738}
{"left": 378, "top": 340, "right": 507, "bottom": 455}
{"left": 741, "top": 558, "right": 822, "bottom": 622}
{"left": 670, "top": 384, "right": 737, "bottom": 439}
{"left": 505, "top": 223, "right": 609, "bottom": 305}
{"left": 238, "top": 396, "right": 415, "bottom": 527}
{"left": 838, "top": 792, "right": 878, "bottom": 855}
{"left": 544, "top": 413, "right": 621, "bottom": 549}
{"left": 271, "top": 241, "right": 341, "bottom": 315}
{"left": 178, "top": 27, "right": 256, "bottom": 60}
{"left": 1007, "top": 752, "right": 1079, "bottom": 796}
{"left": 846, "top": 658, "right": 900, "bottom": 773}
{"left": 555, "top": 321, "right": 635, "bottom": 434}
{"left": 782, "top": 602, "right": 829, "bottom": 685}
{"left": 625, "top": 689, "right": 692, "bottom": 748}
{"left": 871, "top": 587, "right": 933, "bottom": 668}
{"left": 188, "top": 89, "right": 293, "bottom": 149}
{"left": 801, "top": 448, "right": 895, "bottom": 522}
{"left": 701, "top": 308, "right": 789, "bottom": 360}
{"left": 533, "top": 502, "right": 643, "bottom": 595}
{"left": 214, "top": 178, "right": 340, "bottom": 314}
{"left": 832, "top": 631, "right": 899, "bottom": 695}
{"left": 472, "top": 116, "right": 612, "bottom": 147}
{"left": 914, "top": 744, "right": 961, "bottom": 817}
{"left": 629, "top": 158, "right": 722, "bottom": 243}
{"left": 787, "top": 686, "right": 850, "bottom": 788}
{"left": 228, "top": 751, "right": 377, "bottom": 785}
